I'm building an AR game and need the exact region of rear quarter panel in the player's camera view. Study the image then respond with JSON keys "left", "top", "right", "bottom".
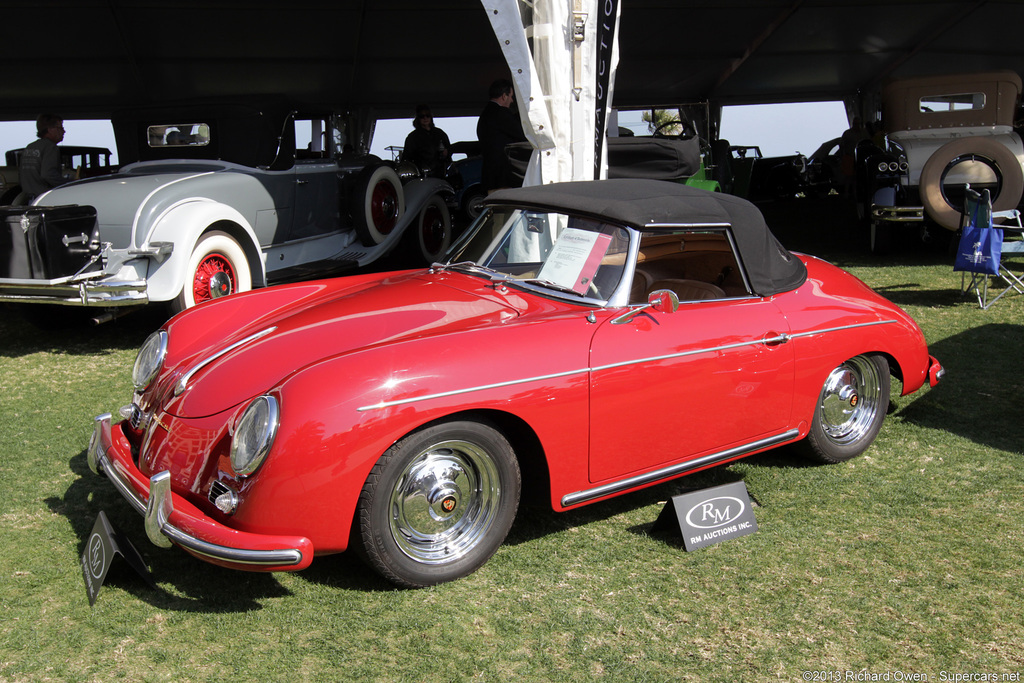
{"left": 782, "top": 256, "right": 932, "bottom": 428}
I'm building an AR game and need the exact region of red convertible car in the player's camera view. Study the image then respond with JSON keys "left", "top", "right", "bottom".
{"left": 87, "top": 179, "right": 943, "bottom": 587}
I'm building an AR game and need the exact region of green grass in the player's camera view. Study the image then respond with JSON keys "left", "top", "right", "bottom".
{"left": 1, "top": 198, "right": 1022, "bottom": 681}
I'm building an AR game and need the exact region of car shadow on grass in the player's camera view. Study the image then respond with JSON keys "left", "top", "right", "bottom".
{"left": 51, "top": 451, "right": 299, "bottom": 611}
{"left": 57, "top": 448, "right": 414, "bottom": 602}
{"left": 504, "top": 446, "right": 812, "bottom": 551}
{"left": 0, "top": 303, "right": 166, "bottom": 358}
{"left": 894, "top": 322, "right": 1024, "bottom": 454}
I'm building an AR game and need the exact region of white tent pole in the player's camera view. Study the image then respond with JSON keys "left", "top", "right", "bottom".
{"left": 481, "top": 0, "right": 620, "bottom": 184}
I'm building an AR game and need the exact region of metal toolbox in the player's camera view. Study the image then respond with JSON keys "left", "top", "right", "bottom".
{"left": 1, "top": 205, "right": 99, "bottom": 279}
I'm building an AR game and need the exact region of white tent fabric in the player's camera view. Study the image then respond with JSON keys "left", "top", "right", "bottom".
{"left": 482, "top": 0, "right": 620, "bottom": 184}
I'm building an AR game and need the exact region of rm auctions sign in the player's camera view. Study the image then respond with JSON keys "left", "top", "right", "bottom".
{"left": 655, "top": 481, "right": 758, "bottom": 551}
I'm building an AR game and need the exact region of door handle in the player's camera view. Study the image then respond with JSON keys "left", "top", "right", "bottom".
{"left": 762, "top": 332, "right": 790, "bottom": 346}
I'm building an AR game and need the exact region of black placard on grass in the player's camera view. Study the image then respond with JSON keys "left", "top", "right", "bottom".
{"left": 81, "top": 511, "right": 154, "bottom": 605}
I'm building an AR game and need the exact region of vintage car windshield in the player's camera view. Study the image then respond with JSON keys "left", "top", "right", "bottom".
{"left": 446, "top": 207, "right": 631, "bottom": 300}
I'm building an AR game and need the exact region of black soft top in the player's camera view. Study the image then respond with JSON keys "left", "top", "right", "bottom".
{"left": 485, "top": 179, "right": 807, "bottom": 296}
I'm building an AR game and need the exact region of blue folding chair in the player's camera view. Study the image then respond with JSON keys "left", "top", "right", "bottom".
{"left": 955, "top": 187, "right": 1024, "bottom": 309}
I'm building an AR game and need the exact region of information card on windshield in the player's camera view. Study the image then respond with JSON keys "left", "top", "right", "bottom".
{"left": 537, "top": 229, "right": 612, "bottom": 294}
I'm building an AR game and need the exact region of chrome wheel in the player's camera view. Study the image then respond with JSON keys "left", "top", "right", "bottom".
{"left": 800, "top": 354, "right": 890, "bottom": 463}
{"left": 819, "top": 356, "right": 883, "bottom": 445}
{"left": 357, "top": 420, "right": 520, "bottom": 587}
{"left": 389, "top": 439, "right": 500, "bottom": 564}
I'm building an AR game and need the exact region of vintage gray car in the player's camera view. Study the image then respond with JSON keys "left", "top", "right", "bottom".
{"left": 0, "top": 103, "right": 451, "bottom": 319}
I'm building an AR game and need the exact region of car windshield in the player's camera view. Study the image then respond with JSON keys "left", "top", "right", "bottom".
{"left": 446, "top": 207, "right": 631, "bottom": 301}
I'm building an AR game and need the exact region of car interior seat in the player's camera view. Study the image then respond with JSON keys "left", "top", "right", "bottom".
{"left": 648, "top": 278, "right": 726, "bottom": 302}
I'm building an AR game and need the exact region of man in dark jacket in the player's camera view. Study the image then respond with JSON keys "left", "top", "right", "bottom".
{"left": 476, "top": 79, "right": 527, "bottom": 193}
{"left": 20, "top": 114, "right": 68, "bottom": 200}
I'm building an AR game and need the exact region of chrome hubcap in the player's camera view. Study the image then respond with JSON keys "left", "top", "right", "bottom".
{"left": 208, "top": 271, "right": 233, "bottom": 298}
{"left": 819, "top": 356, "right": 882, "bottom": 445}
{"left": 389, "top": 440, "right": 501, "bottom": 564}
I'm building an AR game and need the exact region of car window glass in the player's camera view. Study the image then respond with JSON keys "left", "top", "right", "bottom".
{"left": 452, "top": 208, "right": 629, "bottom": 300}
{"left": 295, "top": 118, "right": 329, "bottom": 158}
{"left": 147, "top": 124, "right": 210, "bottom": 147}
{"left": 631, "top": 229, "right": 748, "bottom": 303}
{"left": 919, "top": 92, "right": 986, "bottom": 113}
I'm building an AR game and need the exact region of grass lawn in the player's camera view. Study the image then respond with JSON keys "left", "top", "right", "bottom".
{"left": 1, "top": 197, "right": 1021, "bottom": 682}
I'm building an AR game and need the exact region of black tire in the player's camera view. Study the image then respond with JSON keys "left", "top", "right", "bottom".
{"left": 869, "top": 221, "right": 892, "bottom": 254}
{"left": 411, "top": 195, "right": 451, "bottom": 264}
{"left": 353, "top": 165, "right": 404, "bottom": 246}
{"left": 797, "top": 354, "right": 890, "bottom": 464}
{"left": 355, "top": 419, "right": 521, "bottom": 588}
{"left": 171, "top": 230, "right": 251, "bottom": 314}
{"left": 461, "top": 187, "right": 487, "bottom": 222}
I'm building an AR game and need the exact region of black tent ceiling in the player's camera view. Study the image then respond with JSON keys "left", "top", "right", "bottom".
{"left": 5, "top": 0, "right": 1024, "bottom": 120}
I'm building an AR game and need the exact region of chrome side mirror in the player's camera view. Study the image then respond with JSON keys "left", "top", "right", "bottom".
{"left": 611, "top": 288, "right": 680, "bottom": 324}
{"left": 647, "top": 288, "right": 680, "bottom": 313}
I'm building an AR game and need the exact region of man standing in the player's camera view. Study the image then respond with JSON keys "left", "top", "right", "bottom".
{"left": 20, "top": 114, "right": 68, "bottom": 201}
{"left": 476, "top": 79, "right": 526, "bottom": 193}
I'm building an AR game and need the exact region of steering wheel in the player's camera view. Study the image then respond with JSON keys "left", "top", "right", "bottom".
{"left": 652, "top": 119, "right": 697, "bottom": 139}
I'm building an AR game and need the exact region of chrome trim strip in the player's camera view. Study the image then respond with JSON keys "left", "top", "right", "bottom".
{"left": 357, "top": 367, "right": 589, "bottom": 411}
{"left": 89, "top": 414, "right": 304, "bottom": 567}
{"left": 175, "top": 327, "right": 277, "bottom": 396}
{"left": 561, "top": 429, "right": 800, "bottom": 508}
{"left": 357, "top": 320, "right": 895, "bottom": 412}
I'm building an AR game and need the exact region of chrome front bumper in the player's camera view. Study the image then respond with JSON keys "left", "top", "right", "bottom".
{"left": 87, "top": 413, "right": 307, "bottom": 569}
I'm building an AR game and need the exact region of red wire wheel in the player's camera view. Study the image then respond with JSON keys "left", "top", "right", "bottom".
{"left": 172, "top": 231, "right": 251, "bottom": 313}
{"left": 415, "top": 195, "right": 451, "bottom": 263}
{"left": 353, "top": 165, "right": 405, "bottom": 246}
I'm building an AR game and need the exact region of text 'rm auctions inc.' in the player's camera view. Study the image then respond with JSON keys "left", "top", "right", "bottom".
{"left": 802, "top": 671, "right": 1021, "bottom": 682}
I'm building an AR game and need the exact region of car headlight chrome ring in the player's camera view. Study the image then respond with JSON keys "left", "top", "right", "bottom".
{"left": 132, "top": 330, "right": 167, "bottom": 391}
{"left": 230, "top": 395, "right": 280, "bottom": 477}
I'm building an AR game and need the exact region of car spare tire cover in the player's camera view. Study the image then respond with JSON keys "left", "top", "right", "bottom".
{"left": 919, "top": 136, "right": 1024, "bottom": 230}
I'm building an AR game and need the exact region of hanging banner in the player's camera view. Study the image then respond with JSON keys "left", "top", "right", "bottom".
{"left": 593, "top": 0, "right": 620, "bottom": 179}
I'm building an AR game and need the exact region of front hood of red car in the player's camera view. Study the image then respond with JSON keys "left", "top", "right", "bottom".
{"left": 159, "top": 271, "right": 525, "bottom": 419}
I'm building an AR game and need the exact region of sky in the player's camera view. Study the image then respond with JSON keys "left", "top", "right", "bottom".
{"left": 0, "top": 101, "right": 849, "bottom": 167}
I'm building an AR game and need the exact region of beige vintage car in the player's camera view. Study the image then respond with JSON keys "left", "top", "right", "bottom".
{"left": 869, "top": 71, "right": 1024, "bottom": 248}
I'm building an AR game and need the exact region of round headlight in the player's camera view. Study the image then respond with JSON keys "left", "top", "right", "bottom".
{"left": 877, "top": 161, "right": 889, "bottom": 173}
{"left": 230, "top": 396, "right": 279, "bottom": 476}
{"left": 132, "top": 331, "right": 167, "bottom": 391}
{"left": 888, "top": 161, "right": 899, "bottom": 172}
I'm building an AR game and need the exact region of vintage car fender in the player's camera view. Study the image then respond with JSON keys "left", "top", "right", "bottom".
{"left": 140, "top": 198, "right": 264, "bottom": 302}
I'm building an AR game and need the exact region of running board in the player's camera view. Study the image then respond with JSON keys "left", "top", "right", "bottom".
{"left": 267, "top": 257, "right": 359, "bottom": 285}
{"left": 560, "top": 429, "right": 800, "bottom": 508}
